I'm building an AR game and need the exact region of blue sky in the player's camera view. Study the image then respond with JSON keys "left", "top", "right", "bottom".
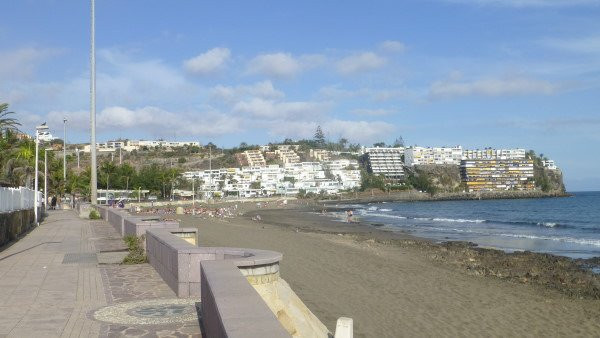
{"left": 1, "top": 0, "right": 599, "bottom": 190}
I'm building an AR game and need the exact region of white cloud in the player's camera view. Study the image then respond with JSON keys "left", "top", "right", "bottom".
{"left": 336, "top": 52, "right": 387, "bottom": 75}
{"left": 443, "top": 0, "right": 600, "bottom": 7}
{"left": 210, "top": 80, "right": 284, "bottom": 103}
{"left": 232, "top": 98, "right": 329, "bottom": 120}
{"left": 267, "top": 119, "right": 395, "bottom": 144}
{"left": 350, "top": 108, "right": 394, "bottom": 116}
{"left": 380, "top": 40, "right": 406, "bottom": 53}
{"left": 429, "top": 76, "right": 558, "bottom": 98}
{"left": 246, "top": 53, "right": 302, "bottom": 78}
{"left": 41, "top": 106, "right": 241, "bottom": 138}
{"left": 183, "top": 47, "right": 231, "bottom": 75}
{"left": 0, "top": 47, "right": 61, "bottom": 81}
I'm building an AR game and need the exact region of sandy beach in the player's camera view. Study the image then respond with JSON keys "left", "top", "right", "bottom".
{"left": 171, "top": 202, "right": 600, "bottom": 337}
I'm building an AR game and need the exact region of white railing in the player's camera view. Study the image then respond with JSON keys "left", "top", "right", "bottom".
{"left": 0, "top": 187, "right": 38, "bottom": 213}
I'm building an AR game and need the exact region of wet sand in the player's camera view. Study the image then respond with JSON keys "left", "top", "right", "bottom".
{"left": 175, "top": 203, "right": 600, "bottom": 337}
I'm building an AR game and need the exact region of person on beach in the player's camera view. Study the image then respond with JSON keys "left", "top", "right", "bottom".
{"left": 346, "top": 210, "right": 353, "bottom": 223}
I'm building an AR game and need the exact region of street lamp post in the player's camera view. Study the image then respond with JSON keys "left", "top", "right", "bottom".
{"left": 44, "top": 148, "right": 49, "bottom": 212}
{"left": 35, "top": 124, "right": 49, "bottom": 224}
{"left": 192, "top": 177, "right": 195, "bottom": 215}
{"left": 63, "top": 117, "right": 67, "bottom": 181}
{"left": 90, "top": 0, "right": 98, "bottom": 204}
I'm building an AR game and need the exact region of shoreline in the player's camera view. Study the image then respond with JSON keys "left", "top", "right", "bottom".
{"left": 250, "top": 207, "right": 600, "bottom": 298}
{"left": 174, "top": 204, "right": 600, "bottom": 336}
{"left": 322, "top": 189, "right": 571, "bottom": 204}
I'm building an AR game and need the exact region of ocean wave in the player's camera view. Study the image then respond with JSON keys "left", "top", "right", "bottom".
{"left": 537, "top": 222, "right": 558, "bottom": 228}
{"left": 379, "top": 208, "right": 393, "bottom": 212}
{"left": 432, "top": 217, "right": 486, "bottom": 223}
{"left": 499, "top": 234, "right": 600, "bottom": 247}
{"left": 367, "top": 206, "right": 378, "bottom": 211}
{"left": 366, "top": 213, "right": 407, "bottom": 219}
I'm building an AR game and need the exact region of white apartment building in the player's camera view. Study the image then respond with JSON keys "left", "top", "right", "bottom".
{"left": 82, "top": 139, "right": 199, "bottom": 153}
{"left": 462, "top": 148, "right": 526, "bottom": 160}
{"left": 181, "top": 161, "right": 361, "bottom": 198}
{"left": 404, "top": 146, "right": 463, "bottom": 166}
{"left": 129, "top": 140, "right": 200, "bottom": 148}
{"left": 244, "top": 150, "right": 267, "bottom": 167}
{"left": 363, "top": 147, "right": 405, "bottom": 180}
{"left": 309, "top": 149, "right": 331, "bottom": 161}
{"left": 275, "top": 149, "right": 300, "bottom": 164}
{"left": 542, "top": 160, "right": 558, "bottom": 170}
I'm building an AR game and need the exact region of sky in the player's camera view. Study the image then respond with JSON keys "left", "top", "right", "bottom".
{"left": 1, "top": 0, "right": 599, "bottom": 191}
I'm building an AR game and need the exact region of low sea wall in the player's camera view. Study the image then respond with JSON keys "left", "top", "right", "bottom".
{"left": 201, "top": 260, "right": 289, "bottom": 338}
{"left": 93, "top": 205, "right": 337, "bottom": 337}
{"left": 94, "top": 205, "right": 178, "bottom": 240}
{"left": 124, "top": 218, "right": 179, "bottom": 239}
{"left": 145, "top": 228, "right": 282, "bottom": 298}
{"left": 0, "top": 208, "right": 39, "bottom": 248}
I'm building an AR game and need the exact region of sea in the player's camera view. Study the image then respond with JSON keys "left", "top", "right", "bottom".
{"left": 339, "top": 191, "right": 600, "bottom": 259}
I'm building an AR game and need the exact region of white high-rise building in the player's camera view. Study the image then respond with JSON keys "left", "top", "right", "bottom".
{"left": 462, "top": 148, "right": 526, "bottom": 160}
{"left": 404, "top": 146, "right": 463, "bottom": 166}
{"left": 362, "top": 147, "right": 405, "bottom": 180}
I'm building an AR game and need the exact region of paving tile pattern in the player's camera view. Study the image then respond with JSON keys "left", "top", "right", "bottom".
{"left": 94, "top": 217, "right": 202, "bottom": 337}
{"left": 0, "top": 210, "right": 202, "bottom": 337}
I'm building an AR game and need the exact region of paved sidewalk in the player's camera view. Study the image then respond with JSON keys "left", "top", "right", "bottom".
{"left": 0, "top": 210, "right": 202, "bottom": 337}
{"left": 0, "top": 210, "right": 105, "bottom": 337}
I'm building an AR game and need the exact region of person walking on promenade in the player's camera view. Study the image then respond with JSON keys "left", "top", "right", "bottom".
{"left": 51, "top": 195, "right": 57, "bottom": 210}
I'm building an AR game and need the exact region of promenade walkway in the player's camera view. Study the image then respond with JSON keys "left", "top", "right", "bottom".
{"left": 0, "top": 210, "right": 202, "bottom": 337}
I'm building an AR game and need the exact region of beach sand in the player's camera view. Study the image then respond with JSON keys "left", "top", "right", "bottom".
{"left": 174, "top": 203, "right": 600, "bottom": 337}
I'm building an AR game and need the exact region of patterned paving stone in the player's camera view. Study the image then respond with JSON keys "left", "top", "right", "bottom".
{"left": 92, "top": 219, "right": 203, "bottom": 337}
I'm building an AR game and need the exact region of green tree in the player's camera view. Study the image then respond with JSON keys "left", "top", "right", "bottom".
{"left": 0, "top": 103, "right": 21, "bottom": 134}
{"left": 314, "top": 126, "right": 326, "bottom": 148}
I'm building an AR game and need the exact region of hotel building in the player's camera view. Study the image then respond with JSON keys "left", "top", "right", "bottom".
{"left": 362, "top": 147, "right": 405, "bottom": 181}
{"left": 460, "top": 159, "right": 535, "bottom": 192}
{"left": 309, "top": 149, "right": 331, "bottom": 162}
{"left": 462, "top": 148, "right": 526, "bottom": 160}
{"left": 243, "top": 150, "right": 267, "bottom": 167}
{"left": 404, "top": 146, "right": 463, "bottom": 166}
{"left": 275, "top": 149, "right": 300, "bottom": 164}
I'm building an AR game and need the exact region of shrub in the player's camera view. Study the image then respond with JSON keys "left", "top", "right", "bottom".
{"left": 89, "top": 209, "right": 101, "bottom": 219}
{"left": 122, "top": 235, "right": 147, "bottom": 264}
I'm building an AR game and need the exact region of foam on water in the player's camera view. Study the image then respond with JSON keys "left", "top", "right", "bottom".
{"left": 498, "top": 233, "right": 600, "bottom": 247}
{"left": 350, "top": 192, "right": 600, "bottom": 258}
{"left": 432, "top": 217, "right": 486, "bottom": 223}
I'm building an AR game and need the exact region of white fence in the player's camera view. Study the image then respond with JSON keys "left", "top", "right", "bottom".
{"left": 0, "top": 187, "right": 38, "bottom": 213}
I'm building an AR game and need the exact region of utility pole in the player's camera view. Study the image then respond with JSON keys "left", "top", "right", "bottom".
{"left": 44, "top": 149, "right": 48, "bottom": 212}
{"left": 34, "top": 128, "right": 39, "bottom": 223}
{"left": 209, "top": 146, "right": 212, "bottom": 201}
{"left": 63, "top": 117, "right": 67, "bottom": 181}
{"left": 119, "top": 147, "right": 122, "bottom": 164}
{"left": 192, "top": 177, "right": 195, "bottom": 215}
{"left": 76, "top": 148, "right": 80, "bottom": 169}
{"left": 90, "top": 0, "right": 98, "bottom": 204}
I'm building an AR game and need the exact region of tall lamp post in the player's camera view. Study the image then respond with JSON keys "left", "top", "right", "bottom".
{"left": 90, "top": 0, "right": 98, "bottom": 204}
{"left": 63, "top": 117, "right": 67, "bottom": 181}
{"left": 192, "top": 177, "right": 195, "bottom": 215}
{"left": 35, "top": 124, "right": 49, "bottom": 224}
{"left": 44, "top": 148, "right": 52, "bottom": 212}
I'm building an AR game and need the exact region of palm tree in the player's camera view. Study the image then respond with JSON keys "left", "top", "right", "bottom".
{"left": 0, "top": 103, "right": 21, "bottom": 135}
